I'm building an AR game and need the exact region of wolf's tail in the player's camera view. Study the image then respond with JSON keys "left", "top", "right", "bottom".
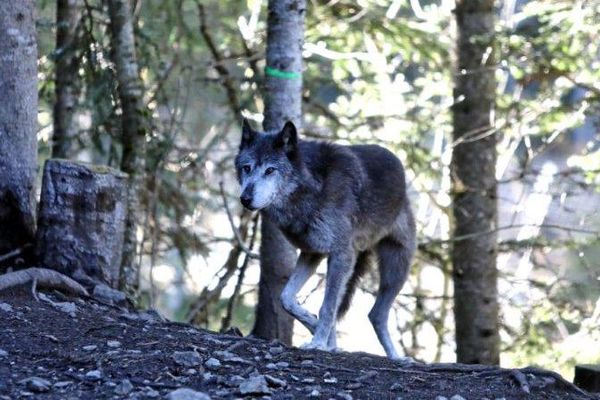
{"left": 337, "top": 250, "right": 374, "bottom": 319}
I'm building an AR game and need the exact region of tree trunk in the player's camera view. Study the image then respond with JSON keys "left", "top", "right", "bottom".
{"left": 107, "top": 0, "right": 146, "bottom": 292}
{"left": 52, "top": 0, "right": 82, "bottom": 159}
{"left": 451, "top": 0, "right": 500, "bottom": 364}
{"left": 35, "top": 159, "right": 128, "bottom": 288}
{"left": 0, "top": 1, "right": 38, "bottom": 271}
{"left": 250, "top": 0, "right": 306, "bottom": 344}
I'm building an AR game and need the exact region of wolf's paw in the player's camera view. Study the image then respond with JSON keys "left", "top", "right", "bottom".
{"left": 300, "top": 340, "right": 328, "bottom": 351}
{"left": 392, "top": 356, "right": 416, "bottom": 365}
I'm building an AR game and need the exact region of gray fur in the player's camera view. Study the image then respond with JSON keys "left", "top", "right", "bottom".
{"left": 235, "top": 120, "right": 416, "bottom": 359}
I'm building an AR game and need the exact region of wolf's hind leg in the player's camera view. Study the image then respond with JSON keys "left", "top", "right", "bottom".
{"left": 280, "top": 252, "right": 324, "bottom": 334}
{"left": 369, "top": 238, "right": 412, "bottom": 360}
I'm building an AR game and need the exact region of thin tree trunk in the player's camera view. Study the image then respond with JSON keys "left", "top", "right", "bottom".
{"left": 0, "top": 1, "right": 38, "bottom": 271}
{"left": 451, "top": 0, "right": 500, "bottom": 365}
{"left": 52, "top": 0, "right": 82, "bottom": 159}
{"left": 107, "top": 0, "right": 146, "bottom": 292}
{"left": 251, "top": 0, "right": 306, "bottom": 344}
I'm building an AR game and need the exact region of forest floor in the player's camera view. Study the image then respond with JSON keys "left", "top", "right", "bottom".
{"left": 0, "top": 286, "right": 597, "bottom": 400}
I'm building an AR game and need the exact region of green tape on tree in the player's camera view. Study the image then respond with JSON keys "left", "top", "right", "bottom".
{"left": 264, "top": 66, "right": 301, "bottom": 80}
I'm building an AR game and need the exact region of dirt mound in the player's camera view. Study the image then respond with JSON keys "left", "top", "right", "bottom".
{"left": 0, "top": 287, "right": 596, "bottom": 399}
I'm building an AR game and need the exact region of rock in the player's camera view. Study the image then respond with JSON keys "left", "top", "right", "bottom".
{"left": 54, "top": 301, "right": 77, "bottom": 317}
{"left": 435, "top": 397, "right": 448, "bottom": 400}
{"left": 53, "top": 381, "right": 73, "bottom": 388}
{"left": 337, "top": 392, "right": 353, "bottom": 400}
{"left": 107, "top": 340, "right": 121, "bottom": 348}
{"left": 239, "top": 375, "right": 272, "bottom": 395}
{"left": 166, "top": 388, "right": 211, "bottom": 400}
{"left": 204, "top": 357, "right": 221, "bottom": 370}
{"left": 173, "top": 351, "right": 202, "bottom": 367}
{"left": 266, "top": 363, "right": 278, "bottom": 370}
{"left": 346, "top": 382, "right": 362, "bottom": 390}
{"left": 390, "top": 382, "right": 403, "bottom": 390}
{"left": 301, "top": 359, "right": 314, "bottom": 366}
{"left": 93, "top": 284, "right": 127, "bottom": 305}
{"left": 450, "top": 396, "right": 466, "bottom": 400}
{"left": 0, "top": 349, "right": 7, "bottom": 357}
{"left": 265, "top": 374, "right": 287, "bottom": 388}
{"left": 275, "top": 361, "right": 289, "bottom": 368}
{"left": 268, "top": 346, "right": 284, "bottom": 355}
{"left": 114, "top": 379, "right": 134, "bottom": 395}
{"left": 143, "top": 388, "right": 160, "bottom": 397}
{"left": 309, "top": 389, "right": 320, "bottom": 397}
{"left": 0, "top": 303, "right": 13, "bottom": 312}
{"left": 20, "top": 377, "right": 51, "bottom": 393}
{"left": 85, "top": 370, "right": 102, "bottom": 382}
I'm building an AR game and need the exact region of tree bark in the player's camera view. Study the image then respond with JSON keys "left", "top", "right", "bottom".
{"left": 35, "top": 160, "right": 128, "bottom": 288}
{"left": 251, "top": 0, "right": 306, "bottom": 344}
{"left": 451, "top": 0, "right": 500, "bottom": 364}
{"left": 52, "top": 0, "right": 83, "bottom": 159}
{"left": 0, "top": 1, "right": 38, "bottom": 271}
{"left": 107, "top": 0, "right": 146, "bottom": 292}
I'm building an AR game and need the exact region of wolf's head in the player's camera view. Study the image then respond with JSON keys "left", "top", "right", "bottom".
{"left": 234, "top": 119, "right": 300, "bottom": 211}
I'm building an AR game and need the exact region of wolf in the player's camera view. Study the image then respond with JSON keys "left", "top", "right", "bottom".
{"left": 235, "top": 119, "right": 416, "bottom": 360}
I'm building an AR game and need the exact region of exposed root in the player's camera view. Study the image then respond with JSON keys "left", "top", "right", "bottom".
{"left": 0, "top": 267, "right": 88, "bottom": 297}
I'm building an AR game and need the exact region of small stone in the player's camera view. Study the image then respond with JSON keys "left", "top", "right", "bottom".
{"left": 85, "top": 370, "right": 102, "bottom": 382}
{"left": 302, "top": 378, "right": 315, "bottom": 383}
{"left": 435, "top": 397, "right": 448, "bottom": 400}
{"left": 390, "top": 382, "right": 403, "bottom": 390}
{"left": 166, "top": 388, "right": 211, "bottom": 400}
{"left": 266, "top": 363, "right": 278, "bottom": 369}
{"left": 275, "top": 361, "right": 289, "bottom": 368}
{"left": 0, "top": 349, "right": 7, "bottom": 357}
{"left": 346, "top": 382, "right": 362, "bottom": 390}
{"left": 114, "top": 379, "right": 134, "bottom": 395}
{"left": 324, "top": 376, "right": 338, "bottom": 384}
{"left": 265, "top": 374, "right": 287, "bottom": 388}
{"left": 0, "top": 303, "right": 13, "bottom": 312}
{"left": 185, "top": 368, "right": 197, "bottom": 375}
{"left": 93, "top": 284, "right": 127, "bottom": 304}
{"left": 172, "top": 351, "right": 202, "bottom": 367}
{"left": 21, "top": 377, "right": 51, "bottom": 393}
{"left": 53, "top": 381, "right": 73, "bottom": 388}
{"left": 337, "top": 392, "right": 353, "bottom": 400}
{"left": 204, "top": 357, "right": 221, "bottom": 370}
{"left": 107, "top": 340, "right": 121, "bottom": 348}
{"left": 301, "top": 359, "right": 314, "bottom": 366}
{"left": 269, "top": 346, "right": 284, "bottom": 355}
{"left": 239, "top": 375, "right": 271, "bottom": 395}
{"left": 450, "top": 396, "right": 466, "bottom": 400}
{"left": 309, "top": 389, "right": 320, "bottom": 397}
{"left": 144, "top": 388, "right": 160, "bottom": 397}
{"left": 54, "top": 301, "right": 77, "bottom": 316}
{"left": 82, "top": 345, "right": 97, "bottom": 351}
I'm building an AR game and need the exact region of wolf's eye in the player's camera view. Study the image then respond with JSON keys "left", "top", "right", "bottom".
{"left": 265, "top": 167, "right": 275, "bottom": 176}
{"left": 242, "top": 165, "right": 251, "bottom": 174}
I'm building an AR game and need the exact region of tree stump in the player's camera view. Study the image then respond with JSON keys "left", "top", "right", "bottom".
{"left": 35, "top": 159, "right": 128, "bottom": 288}
{"left": 574, "top": 364, "right": 600, "bottom": 393}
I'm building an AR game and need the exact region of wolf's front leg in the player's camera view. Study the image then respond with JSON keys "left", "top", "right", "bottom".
{"left": 303, "top": 248, "right": 355, "bottom": 351}
{"left": 280, "top": 252, "right": 324, "bottom": 333}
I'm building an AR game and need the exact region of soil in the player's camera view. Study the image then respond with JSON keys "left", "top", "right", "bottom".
{"left": 0, "top": 286, "right": 597, "bottom": 400}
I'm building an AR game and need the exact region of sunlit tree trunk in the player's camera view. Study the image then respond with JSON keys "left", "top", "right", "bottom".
{"left": 0, "top": 1, "right": 38, "bottom": 271}
{"left": 107, "top": 0, "right": 146, "bottom": 292}
{"left": 52, "top": 0, "right": 82, "bottom": 159}
{"left": 251, "top": 0, "right": 306, "bottom": 344}
{"left": 451, "top": 0, "right": 500, "bottom": 364}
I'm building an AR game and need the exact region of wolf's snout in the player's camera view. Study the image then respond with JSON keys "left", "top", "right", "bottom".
{"left": 240, "top": 193, "right": 253, "bottom": 209}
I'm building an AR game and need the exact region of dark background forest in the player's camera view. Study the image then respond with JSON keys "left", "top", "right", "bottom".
{"left": 0, "top": 0, "right": 599, "bottom": 383}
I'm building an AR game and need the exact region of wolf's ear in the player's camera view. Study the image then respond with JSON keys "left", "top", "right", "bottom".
{"left": 240, "top": 118, "right": 256, "bottom": 149}
{"left": 275, "top": 121, "right": 298, "bottom": 154}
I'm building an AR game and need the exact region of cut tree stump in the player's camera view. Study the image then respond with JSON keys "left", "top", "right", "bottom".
{"left": 35, "top": 159, "right": 128, "bottom": 288}
{"left": 574, "top": 364, "right": 600, "bottom": 393}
